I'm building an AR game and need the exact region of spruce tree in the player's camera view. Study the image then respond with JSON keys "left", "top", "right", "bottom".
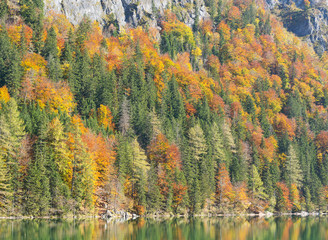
{"left": 46, "top": 117, "right": 71, "bottom": 212}
{"left": 211, "top": 122, "right": 226, "bottom": 165}
{"left": 190, "top": 178, "right": 201, "bottom": 213}
{"left": 0, "top": 30, "right": 23, "bottom": 96}
{"left": 250, "top": 165, "right": 268, "bottom": 201}
{"left": 0, "top": 99, "right": 25, "bottom": 212}
{"left": 147, "top": 162, "right": 161, "bottom": 212}
{"left": 42, "top": 27, "right": 58, "bottom": 58}
{"left": 24, "top": 143, "right": 51, "bottom": 216}
{"left": 286, "top": 145, "right": 303, "bottom": 187}
{"left": 0, "top": 155, "right": 11, "bottom": 214}
{"left": 0, "top": 0, "right": 8, "bottom": 18}
{"left": 188, "top": 124, "right": 207, "bottom": 163}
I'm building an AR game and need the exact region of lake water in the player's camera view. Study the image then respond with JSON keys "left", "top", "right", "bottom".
{"left": 0, "top": 217, "right": 327, "bottom": 240}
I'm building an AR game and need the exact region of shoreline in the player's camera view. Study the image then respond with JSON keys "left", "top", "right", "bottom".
{"left": 0, "top": 211, "right": 327, "bottom": 220}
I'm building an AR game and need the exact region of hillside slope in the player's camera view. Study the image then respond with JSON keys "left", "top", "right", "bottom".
{"left": 1, "top": 0, "right": 328, "bottom": 217}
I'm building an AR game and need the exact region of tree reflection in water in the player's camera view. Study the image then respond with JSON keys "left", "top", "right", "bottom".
{"left": 0, "top": 217, "right": 327, "bottom": 240}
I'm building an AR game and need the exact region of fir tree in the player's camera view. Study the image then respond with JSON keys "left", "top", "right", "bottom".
{"left": 0, "top": 30, "right": 23, "bottom": 96}
{"left": 211, "top": 122, "right": 226, "bottom": 165}
{"left": 250, "top": 165, "right": 268, "bottom": 201}
{"left": 147, "top": 162, "right": 161, "bottom": 212}
{"left": 0, "top": 0, "right": 8, "bottom": 18}
{"left": 286, "top": 145, "right": 303, "bottom": 187}
{"left": 42, "top": 27, "right": 62, "bottom": 81}
{"left": 0, "top": 155, "right": 11, "bottom": 214}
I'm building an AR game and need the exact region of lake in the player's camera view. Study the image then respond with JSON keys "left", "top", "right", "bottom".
{"left": 0, "top": 216, "right": 327, "bottom": 240}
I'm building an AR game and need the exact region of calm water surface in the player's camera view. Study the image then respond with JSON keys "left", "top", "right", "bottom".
{"left": 0, "top": 217, "right": 327, "bottom": 240}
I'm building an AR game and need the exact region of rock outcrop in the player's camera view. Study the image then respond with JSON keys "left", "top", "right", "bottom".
{"left": 43, "top": 0, "right": 328, "bottom": 54}
{"left": 44, "top": 0, "right": 209, "bottom": 29}
{"left": 266, "top": 0, "right": 328, "bottom": 54}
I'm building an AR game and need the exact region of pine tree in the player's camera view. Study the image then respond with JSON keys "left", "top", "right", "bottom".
{"left": 46, "top": 117, "right": 71, "bottom": 212}
{"left": 24, "top": 143, "right": 51, "bottom": 216}
{"left": 0, "top": 155, "right": 11, "bottom": 214}
{"left": 221, "top": 120, "right": 236, "bottom": 153}
{"left": 0, "top": 30, "right": 23, "bottom": 96}
{"left": 190, "top": 178, "right": 201, "bottom": 213}
{"left": 0, "top": 99, "right": 25, "bottom": 213}
{"left": 147, "top": 162, "right": 161, "bottom": 212}
{"left": 286, "top": 145, "right": 303, "bottom": 187}
{"left": 211, "top": 122, "right": 226, "bottom": 165}
{"left": 119, "top": 96, "right": 131, "bottom": 136}
{"left": 0, "top": 0, "right": 8, "bottom": 18}
{"left": 117, "top": 138, "right": 133, "bottom": 179}
{"left": 250, "top": 165, "right": 268, "bottom": 201}
{"left": 131, "top": 138, "right": 149, "bottom": 177}
{"left": 47, "top": 118, "right": 70, "bottom": 182}
{"left": 130, "top": 138, "right": 149, "bottom": 213}
{"left": 70, "top": 125, "right": 93, "bottom": 211}
{"left": 187, "top": 123, "right": 207, "bottom": 208}
{"left": 149, "top": 109, "right": 162, "bottom": 138}
{"left": 71, "top": 49, "right": 94, "bottom": 115}
{"left": 188, "top": 124, "right": 207, "bottom": 163}
{"left": 221, "top": 120, "right": 236, "bottom": 168}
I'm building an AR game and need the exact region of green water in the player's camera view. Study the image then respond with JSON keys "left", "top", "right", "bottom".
{"left": 0, "top": 217, "right": 327, "bottom": 240}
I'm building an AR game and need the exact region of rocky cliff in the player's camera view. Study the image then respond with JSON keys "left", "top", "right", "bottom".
{"left": 44, "top": 0, "right": 209, "bottom": 29}
{"left": 267, "top": 0, "right": 328, "bottom": 54}
{"left": 43, "top": 0, "right": 328, "bottom": 54}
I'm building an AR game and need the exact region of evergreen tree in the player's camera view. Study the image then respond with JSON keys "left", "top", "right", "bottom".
{"left": 117, "top": 138, "right": 133, "bottom": 179}
{"left": 211, "top": 122, "right": 226, "bottom": 165}
{"left": 119, "top": 96, "right": 131, "bottom": 136}
{"left": 250, "top": 165, "right": 268, "bottom": 201}
{"left": 188, "top": 124, "right": 207, "bottom": 163}
{"left": 190, "top": 178, "right": 201, "bottom": 213}
{"left": 46, "top": 118, "right": 71, "bottom": 212}
{"left": 24, "top": 142, "right": 51, "bottom": 216}
{"left": 0, "top": 155, "right": 11, "bottom": 214}
{"left": 131, "top": 138, "right": 149, "bottom": 177}
{"left": 286, "top": 145, "right": 303, "bottom": 187}
{"left": 0, "top": 99, "right": 25, "bottom": 212}
{"left": 70, "top": 125, "right": 93, "bottom": 211}
{"left": 187, "top": 124, "right": 207, "bottom": 212}
{"left": 42, "top": 27, "right": 62, "bottom": 81}
{"left": 147, "top": 162, "right": 161, "bottom": 212}
{"left": 0, "top": 30, "right": 23, "bottom": 96}
{"left": 0, "top": 0, "right": 8, "bottom": 19}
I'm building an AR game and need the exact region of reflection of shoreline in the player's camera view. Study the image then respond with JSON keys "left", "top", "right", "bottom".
{"left": 144, "top": 211, "right": 326, "bottom": 219}
{"left": 0, "top": 211, "right": 325, "bottom": 221}
{"left": 0, "top": 216, "right": 327, "bottom": 240}
{"left": 0, "top": 215, "right": 326, "bottom": 240}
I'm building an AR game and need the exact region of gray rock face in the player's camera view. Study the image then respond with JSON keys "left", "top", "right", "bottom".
{"left": 44, "top": 0, "right": 209, "bottom": 29}
{"left": 266, "top": 0, "right": 328, "bottom": 54}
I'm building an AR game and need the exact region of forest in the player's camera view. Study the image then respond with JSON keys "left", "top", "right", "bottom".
{"left": 1, "top": 0, "right": 328, "bottom": 217}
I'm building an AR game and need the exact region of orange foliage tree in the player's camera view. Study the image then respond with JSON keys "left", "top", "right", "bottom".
{"left": 276, "top": 182, "right": 292, "bottom": 212}
{"left": 216, "top": 163, "right": 235, "bottom": 210}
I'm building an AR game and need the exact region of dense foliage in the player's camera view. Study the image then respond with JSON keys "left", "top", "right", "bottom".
{"left": 1, "top": 0, "right": 328, "bottom": 216}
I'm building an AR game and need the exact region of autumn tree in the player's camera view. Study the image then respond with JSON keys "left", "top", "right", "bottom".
{"left": 216, "top": 163, "right": 235, "bottom": 211}
{"left": 276, "top": 182, "right": 292, "bottom": 212}
{"left": 290, "top": 183, "right": 301, "bottom": 212}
